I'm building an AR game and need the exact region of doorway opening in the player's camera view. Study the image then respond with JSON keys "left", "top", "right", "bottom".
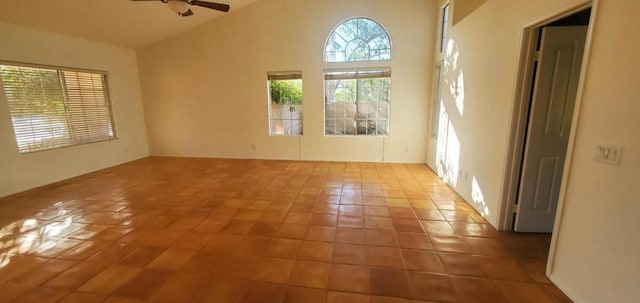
{"left": 500, "top": 5, "right": 593, "bottom": 234}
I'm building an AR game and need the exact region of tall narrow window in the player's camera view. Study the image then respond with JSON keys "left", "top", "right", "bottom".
{"left": 440, "top": 4, "right": 450, "bottom": 53}
{"left": 430, "top": 62, "right": 444, "bottom": 138}
{"left": 0, "top": 62, "right": 116, "bottom": 153}
{"left": 324, "top": 17, "right": 392, "bottom": 136}
{"left": 268, "top": 72, "right": 303, "bottom": 136}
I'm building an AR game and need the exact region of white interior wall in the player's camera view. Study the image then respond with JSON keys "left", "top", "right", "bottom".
{"left": 138, "top": 0, "right": 437, "bottom": 163}
{"left": 550, "top": 1, "right": 640, "bottom": 302}
{"left": 0, "top": 22, "right": 149, "bottom": 197}
{"left": 426, "top": 0, "right": 640, "bottom": 302}
{"left": 426, "top": 0, "right": 588, "bottom": 227}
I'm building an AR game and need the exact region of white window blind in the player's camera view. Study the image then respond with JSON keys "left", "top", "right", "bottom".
{"left": 431, "top": 63, "right": 443, "bottom": 139}
{"left": 0, "top": 62, "right": 116, "bottom": 153}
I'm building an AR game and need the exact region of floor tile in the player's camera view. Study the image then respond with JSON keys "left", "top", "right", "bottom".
{"left": 392, "top": 218, "right": 424, "bottom": 232}
{"left": 148, "top": 273, "right": 209, "bottom": 303}
{"left": 252, "top": 257, "right": 295, "bottom": 283}
{"left": 103, "top": 296, "right": 146, "bottom": 303}
{"left": 282, "top": 286, "right": 327, "bottom": 303}
{"left": 57, "top": 292, "right": 106, "bottom": 303}
{"left": 277, "top": 224, "right": 308, "bottom": 239}
{"left": 368, "top": 246, "right": 405, "bottom": 269}
{"left": 0, "top": 255, "right": 47, "bottom": 283}
{"left": 450, "top": 276, "right": 508, "bottom": 303}
{"left": 339, "top": 205, "right": 364, "bottom": 216}
{"left": 305, "top": 226, "right": 336, "bottom": 242}
{"left": 494, "top": 281, "right": 556, "bottom": 303}
{"left": 238, "top": 281, "right": 285, "bottom": 303}
{"left": 438, "top": 252, "right": 487, "bottom": 277}
{"left": 234, "top": 235, "right": 271, "bottom": 256}
{"left": 202, "top": 234, "right": 241, "bottom": 253}
{"left": 0, "top": 158, "right": 569, "bottom": 303}
{"left": 414, "top": 209, "right": 446, "bottom": 220}
{"left": 369, "top": 268, "right": 412, "bottom": 299}
{"left": 428, "top": 235, "right": 472, "bottom": 253}
{"left": 401, "top": 249, "right": 446, "bottom": 273}
{"left": 288, "top": 261, "right": 331, "bottom": 288}
{"left": 45, "top": 260, "right": 109, "bottom": 290}
{"left": 422, "top": 221, "right": 455, "bottom": 235}
{"left": 407, "top": 271, "right": 457, "bottom": 302}
{"left": 77, "top": 265, "right": 141, "bottom": 294}
{"left": 364, "top": 206, "right": 390, "bottom": 217}
{"left": 396, "top": 232, "right": 433, "bottom": 250}
{"left": 118, "top": 246, "right": 166, "bottom": 268}
{"left": 284, "top": 213, "right": 311, "bottom": 225}
{"left": 327, "top": 291, "right": 371, "bottom": 303}
{"left": 537, "top": 284, "right": 573, "bottom": 302}
{"left": 388, "top": 208, "right": 415, "bottom": 218}
{"left": 328, "top": 264, "right": 370, "bottom": 293}
{"left": 370, "top": 296, "right": 414, "bottom": 303}
{"left": 217, "top": 254, "right": 261, "bottom": 279}
{"left": 11, "top": 287, "right": 68, "bottom": 303}
{"left": 265, "top": 238, "right": 302, "bottom": 258}
{"left": 335, "top": 227, "right": 366, "bottom": 245}
{"left": 9, "top": 258, "right": 76, "bottom": 286}
{"left": 193, "top": 276, "right": 249, "bottom": 303}
{"left": 337, "top": 215, "right": 365, "bottom": 228}
{"left": 475, "top": 255, "right": 532, "bottom": 282}
{"left": 333, "top": 243, "right": 368, "bottom": 265}
{"left": 180, "top": 252, "right": 225, "bottom": 275}
{"left": 220, "top": 220, "right": 254, "bottom": 235}
{"left": 365, "top": 229, "right": 398, "bottom": 247}
{"left": 365, "top": 217, "right": 394, "bottom": 230}
{"left": 247, "top": 222, "right": 280, "bottom": 237}
{"left": 115, "top": 269, "right": 174, "bottom": 300}
{"left": 450, "top": 222, "right": 498, "bottom": 238}
{"left": 148, "top": 248, "right": 195, "bottom": 271}
{"left": 309, "top": 214, "right": 338, "bottom": 227}
{"left": 0, "top": 284, "right": 33, "bottom": 303}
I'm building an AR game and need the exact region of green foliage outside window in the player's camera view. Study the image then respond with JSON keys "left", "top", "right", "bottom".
{"left": 269, "top": 79, "right": 302, "bottom": 105}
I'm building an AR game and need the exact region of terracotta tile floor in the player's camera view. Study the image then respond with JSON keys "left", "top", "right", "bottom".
{"left": 0, "top": 157, "right": 573, "bottom": 303}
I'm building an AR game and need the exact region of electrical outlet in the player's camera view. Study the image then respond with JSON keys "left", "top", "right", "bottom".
{"left": 594, "top": 144, "right": 622, "bottom": 166}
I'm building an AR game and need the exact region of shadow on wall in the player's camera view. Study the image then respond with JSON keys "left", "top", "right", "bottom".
{"left": 434, "top": 39, "right": 489, "bottom": 217}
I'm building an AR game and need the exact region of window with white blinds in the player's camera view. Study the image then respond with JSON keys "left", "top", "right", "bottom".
{"left": 0, "top": 62, "right": 116, "bottom": 153}
{"left": 430, "top": 63, "right": 443, "bottom": 139}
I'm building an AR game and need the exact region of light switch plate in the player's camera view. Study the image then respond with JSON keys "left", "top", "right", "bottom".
{"left": 594, "top": 144, "right": 623, "bottom": 166}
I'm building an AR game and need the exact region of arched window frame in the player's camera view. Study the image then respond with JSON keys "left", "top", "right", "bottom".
{"left": 324, "top": 17, "right": 393, "bottom": 63}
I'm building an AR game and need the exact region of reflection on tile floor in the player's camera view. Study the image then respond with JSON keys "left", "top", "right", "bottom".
{"left": 0, "top": 157, "right": 573, "bottom": 302}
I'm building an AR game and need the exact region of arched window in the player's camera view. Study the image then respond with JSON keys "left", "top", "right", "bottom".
{"left": 323, "top": 17, "right": 392, "bottom": 136}
{"left": 324, "top": 17, "right": 392, "bottom": 62}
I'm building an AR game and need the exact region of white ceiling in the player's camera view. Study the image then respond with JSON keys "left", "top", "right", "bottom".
{"left": 0, "top": 0, "right": 258, "bottom": 49}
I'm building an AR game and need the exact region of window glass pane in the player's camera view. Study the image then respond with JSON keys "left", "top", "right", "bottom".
{"left": 0, "top": 63, "right": 115, "bottom": 153}
{"left": 324, "top": 70, "right": 390, "bottom": 136}
{"left": 268, "top": 74, "right": 303, "bottom": 136}
{"left": 441, "top": 4, "right": 450, "bottom": 53}
{"left": 325, "top": 18, "right": 392, "bottom": 62}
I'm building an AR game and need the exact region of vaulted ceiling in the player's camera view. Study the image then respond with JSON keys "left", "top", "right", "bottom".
{"left": 0, "top": 0, "right": 258, "bottom": 49}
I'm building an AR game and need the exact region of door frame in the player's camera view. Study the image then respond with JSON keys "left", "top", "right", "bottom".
{"left": 498, "top": 0, "right": 598, "bottom": 275}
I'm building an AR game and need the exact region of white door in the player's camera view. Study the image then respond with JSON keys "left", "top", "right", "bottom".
{"left": 515, "top": 26, "right": 587, "bottom": 232}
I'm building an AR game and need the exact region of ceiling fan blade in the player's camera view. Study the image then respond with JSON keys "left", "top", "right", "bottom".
{"left": 180, "top": 8, "right": 194, "bottom": 17}
{"left": 190, "top": 0, "right": 230, "bottom": 12}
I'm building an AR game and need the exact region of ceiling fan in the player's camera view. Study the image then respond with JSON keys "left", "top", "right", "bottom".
{"left": 130, "top": 0, "right": 230, "bottom": 17}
